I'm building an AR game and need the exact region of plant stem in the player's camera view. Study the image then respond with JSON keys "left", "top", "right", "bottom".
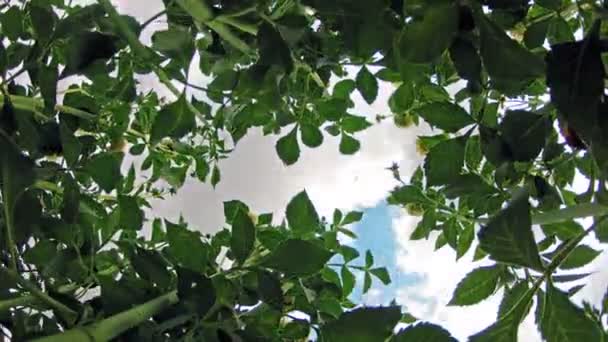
{"left": 32, "top": 291, "right": 179, "bottom": 342}
{"left": 0, "top": 283, "right": 79, "bottom": 314}
{"left": 141, "top": 9, "right": 167, "bottom": 29}
{"left": 476, "top": 202, "right": 608, "bottom": 226}
{"left": 0, "top": 268, "right": 78, "bottom": 325}
{"left": 0, "top": 93, "right": 96, "bottom": 120}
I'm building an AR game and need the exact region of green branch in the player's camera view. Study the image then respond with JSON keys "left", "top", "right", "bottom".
{"left": 32, "top": 291, "right": 179, "bottom": 342}
{"left": 0, "top": 284, "right": 79, "bottom": 314}
{"left": 475, "top": 202, "right": 608, "bottom": 226}
{"left": 0, "top": 268, "right": 78, "bottom": 325}
{"left": 0, "top": 93, "right": 96, "bottom": 121}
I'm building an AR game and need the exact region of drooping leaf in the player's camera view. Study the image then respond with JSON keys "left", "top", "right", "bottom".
{"left": 416, "top": 102, "right": 475, "bottom": 133}
{"left": 499, "top": 110, "right": 551, "bottom": 162}
{"left": 339, "top": 133, "right": 361, "bottom": 155}
{"left": 118, "top": 195, "right": 143, "bottom": 230}
{"left": 537, "top": 284, "right": 602, "bottom": 342}
{"left": 356, "top": 66, "right": 378, "bottom": 104}
{"left": 262, "top": 239, "right": 332, "bottom": 276}
{"left": 300, "top": 123, "right": 323, "bottom": 148}
{"left": 130, "top": 247, "right": 172, "bottom": 290}
{"left": 150, "top": 95, "right": 196, "bottom": 143}
{"left": 398, "top": 3, "right": 459, "bottom": 63}
{"left": 230, "top": 206, "right": 255, "bottom": 264}
{"left": 61, "top": 31, "right": 118, "bottom": 78}
{"left": 276, "top": 126, "right": 300, "bottom": 165}
{"left": 166, "top": 221, "right": 208, "bottom": 273}
{"left": 59, "top": 122, "right": 81, "bottom": 167}
{"left": 477, "top": 12, "right": 545, "bottom": 87}
{"left": 257, "top": 22, "right": 293, "bottom": 74}
{"left": 424, "top": 137, "right": 466, "bottom": 186}
{"left": 449, "top": 37, "right": 482, "bottom": 84}
{"left": 85, "top": 152, "right": 123, "bottom": 193}
{"left": 478, "top": 193, "right": 544, "bottom": 271}
{"left": 258, "top": 270, "right": 284, "bottom": 310}
{"left": 321, "top": 306, "right": 401, "bottom": 342}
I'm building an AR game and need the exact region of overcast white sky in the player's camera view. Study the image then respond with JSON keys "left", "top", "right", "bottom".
{"left": 56, "top": 1, "right": 608, "bottom": 340}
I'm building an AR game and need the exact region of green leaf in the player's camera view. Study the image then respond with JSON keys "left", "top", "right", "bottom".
{"left": 150, "top": 95, "right": 195, "bottom": 143}
{"left": 2, "top": 7, "right": 24, "bottom": 41}
{"left": 477, "top": 13, "right": 545, "bottom": 86}
{"left": 85, "top": 152, "right": 123, "bottom": 193}
{"left": 321, "top": 306, "right": 401, "bottom": 342}
{"left": 61, "top": 174, "right": 80, "bottom": 224}
{"left": 449, "top": 37, "right": 482, "bottom": 83}
{"left": 424, "top": 137, "right": 466, "bottom": 186}
{"left": 363, "top": 272, "right": 372, "bottom": 294}
{"left": 389, "top": 83, "right": 415, "bottom": 113}
{"left": 211, "top": 164, "right": 221, "bottom": 188}
{"left": 62, "top": 32, "right": 118, "bottom": 78}
{"left": 333, "top": 79, "right": 356, "bottom": 99}
{"left": 398, "top": 3, "right": 458, "bottom": 63}
{"left": 29, "top": 4, "right": 56, "bottom": 44}
{"left": 388, "top": 185, "right": 432, "bottom": 206}
{"left": 262, "top": 239, "right": 332, "bottom": 276}
{"left": 547, "top": 16, "right": 574, "bottom": 45}
{"left": 478, "top": 193, "right": 544, "bottom": 271}
{"left": 286, "top": 190, "right": 320, "bottom": 234}
{"left": 342, "top": 211, "right": 363, "bottom": 225}
{"left": 130, "top": 247, "right": 172, "bottom": 290}
{"left": 415, "top": 102, "right": 475, "bottom": 133}
{"left": 469, "top": 285, "right": 534, "bottom": 342}
{"left": 223, "top": 200, "right": 249, "bottom": 224}
{"left": 541, "top": 220, "right": 584, "bottom": 241}
{"left": 258, "top": 270, "right": 284, "bottom": 310}
{"left": 118, "top": 195, "right": 144, "bottom": 230}
{"left": 498, "top": 281, "right": 530, "bottom": 319}
{"left": 341, "top": 114, "right": 372, "bottom": 133}
{"left": 339, "top": 133, "right": 361, "bottom": 155}
{"left": 537, "top": 284, "right": 602, "bottom": 342}
{"left": 341, "top": 266, "right": 355, "bottom": 297}
{"left": 365, "top": 250, "right": 374, "bottom": 268}
{"left": 300, "top": 123, "right": 323, "bottom": 148}
{"left": 230, "top": 207, "right": 255, "bottom": 264}
{"left": 151, "top": 27, "right": 194, "bottom": 59}
{"left": 394, "top": 322, "right": 457, "bottom": 342}
{"left": 524, "top": 19, "right": 550, "bottom": 49}
{"left": 257, "top": 22, "right": 293, "bottom": 73}
{"left": 559, "top": 245, "right": 600, "bottom": 270}
{"left": 38, "top": 63, "right": 58, "bottom": 113}
{"left": 370, "top": 267, "right": 391, "bottom": 285}
{"left": 356, "top": 66, "right": 378, "bottom": 104}
{"left": 449, "top": 266, "right": 501, "bottom": 306}
{"left": 499, "top": 110, "right": 551, "bottom": 162}
{"left": 59, "top": 122, "right": 81, "bottom": 167}
{"left": 166, "top": 221, "right": 208, "bottom": 273}
{"left": 276, "top": 126, "right": 300, "bottom": 165}
{"left": 456, "top": 222, "right": 474, "bottom": 259}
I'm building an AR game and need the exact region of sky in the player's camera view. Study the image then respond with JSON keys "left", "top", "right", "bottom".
{"left": 55, "top": 1, "right": 608, "bottom": 340}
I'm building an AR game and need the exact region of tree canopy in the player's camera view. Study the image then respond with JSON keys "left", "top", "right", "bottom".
{"left": 1, "top": 0, "right": 608, "bottom": 341}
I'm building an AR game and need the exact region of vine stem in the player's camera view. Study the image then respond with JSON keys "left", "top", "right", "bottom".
{"left": 32, "top": 291, "right": 179, "bottom": 342}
